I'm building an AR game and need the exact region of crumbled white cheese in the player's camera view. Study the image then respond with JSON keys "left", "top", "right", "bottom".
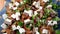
{"left": 28, "top": 10, "right": 33, "bottom": 17}
{"left": 34, "top": 11, "right": 38, "bottom": 16}
{"left": 14, "top": 2, "right": 19, "bottom": 7}
{"left": 35, "top": 27, "right": 38, "bottom": 31}
{"left": 39, "top": 6, "right": 43, "bottom": 10}
{"left": 48, "top": 20, "right": 52, "bottom": 23}
{"left": 9, "top": 3, "right": 13, "bottom": 9}
{"left": 36, "top": 31, "right": 40, "bottom": 34}
{"left": 24, "top": 19, "right": 31, "bottom": 24}
{"left": 15, "top": 12, "right": 20, "bottom": 20}
{"left": 35, "top": 27, "right": 39, "bottom": 34}
{"left": 36, "top": 6, "right": 43, "bottom": 11}
{"left": 2, "top": 14, "right": 8, "bottom": 20}
{"left": 16, "top": 17, "right": 20, "bottom": 20}
{"left": 53, "top": 21, "right": 57, "bottom": 25}
{"left": 11, "top": 12, "right": 20, "bottom": 20}
{"left": 48, "top": 20, "right": 57, "bottom": 26}
{"left": 35, "top": 1, "right": 40, "bottom": 8}
{"left": 12, "top": 6, "right": 17, "bottom": 10}
{"left": 1, "top": 23, "right": 7, "bottom": 29}
{"left": 11, "top": 14, "right": 16, "bottom": 18}
{"left": 48, "top": 20, "right": 53, "bottom": 26}
{"left": 4, "top": 21, "right": 11, "bottom": 25}
{"left": 17, "top": 25, "right": 21, "bottom": 30}
{"left": 12, "top": 25, "right": 25, "bottom": 32}
{"left": 42, "top": 29, "right": 48, "bottom": 34}
{"left": 19, "top": 28, "right": 25, "bottom": 34}
{"left": 47, "top": 5, "right": 52, "bottom": 8}
{"left": 12, "top": 25, "right": 17, "bottom": 30}
{"left": 15, "top": 12, "right": 20, "bottom": 16}
{"left": 16, "top": 13, "right": 20, "bottom": 20}
{"left": 5, "top": 19, "right": 12, "bottom": 22}
{"left": 33, "top": 1, "right": 36, "bottom": 5}
{"left": 30, "top": 24, "right": 32, "bottom": 26}
{"left": 3, "top": 33, "right": 7, "bottom": 34}
{"left": 33, "top": 1, "right": 40, "bottom": 8}
{"left": 24, "top": 10, "right": 33, "bottom": 17}
{"left": 43, "top": 0, "right": 49, "bottom": 3}
{"left": 24, "top": 10, "right": 28, "bottom": 13}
